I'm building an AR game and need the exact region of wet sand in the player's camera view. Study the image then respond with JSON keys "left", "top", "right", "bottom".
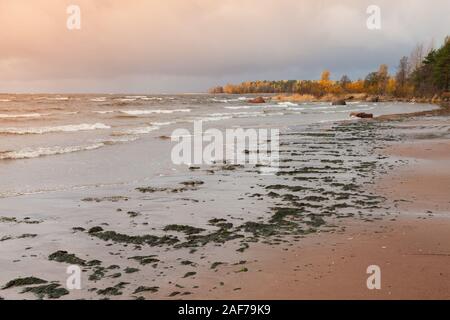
{"left": 188, "top": 217, "right": 450, "bottom": 300}
{"left": 378, "top": 139, "right": 450, "bottom": 214}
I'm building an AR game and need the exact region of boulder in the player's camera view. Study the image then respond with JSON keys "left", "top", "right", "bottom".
{"left": 331, "top": 99, "right": 346, "bottom": 106}
{"left": 441, "top": 92, "right": 450, "bottom": 101}
{"left": 350, "top": 112, "right": 373, "bottom": 119}
{"left": 248, "top": 97, "right": 266, "bottom": 104}
{"left": 366, "top": 96, "right": 379, "bottom": 102}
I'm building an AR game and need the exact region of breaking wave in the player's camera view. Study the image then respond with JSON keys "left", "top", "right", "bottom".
{"left": 0, "top": 123, "right": 111, "bottom": 135}
{"left": 119, "top": 109, "right": 191, "bottom": 115}
{"left": 0, "top": 113, "right": 47, "bottom": 119}
{"left": 0, "top": 144, "right": 104, "bottom": 160}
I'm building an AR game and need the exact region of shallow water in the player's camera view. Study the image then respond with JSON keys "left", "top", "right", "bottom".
{"left": 0, "top": 94, "right": 437, "bottom": 197}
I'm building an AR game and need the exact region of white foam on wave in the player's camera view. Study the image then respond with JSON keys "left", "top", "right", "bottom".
{"left": 210, "top": 111, "right": 264, "bottom": 118}
{"left": 211, "top": 97, "right": 249, "bottom": 103}
{"left": 194, "top": 115, "right": 233, "bottom": 122}
{"left": 125, "top": 96, "right": 147, "bottom": 99}
{"left": 0, "top": 143, "right": 104, "bottom": 160}
{"left": 0, "top": 135, "right": 139, "bottom": 160}
{"left": 224, "top": 106, "right": 253, "bottom": 110}
{"left": 119, "top": 109, "right": 191, "bottom": 115}
{"left": 123, "top": 96, "right": 164, "bottom": 101}
{"left": 0, "top": 123, "right": 111, "bottom": 135}
{"left": 116, "top": 120, "right": 177, "bottom": 135}
{"left": 225, "top": 103, "right": 291, "bottom": 110}
{"left": 90, "top": 97, "right": 107, "bottom": 102}
{"left": 0, "top": 113, "right": 46, "bottom": 119}
{"left": 46, "top": 97, "right": 70, "bottom": 101}
{"left": 321, "top": 107, "right": 375, "bottom": 114}
{"left": 115, "top": 98, "right": 137, "bottom": 102}
{"left": 152, "top": 121, "right": 176, "bottom": 126}
{"left": 114, "top": 125, "right": 160, "bottom": 136}
{"left": 142, "top": 97, "right": 163, "bottom": 101}
{"left": 278, "top": 101, "right": 299, "bottom": 107}
{"left": 93, "top": 110, "right": 115, "bottom": 114}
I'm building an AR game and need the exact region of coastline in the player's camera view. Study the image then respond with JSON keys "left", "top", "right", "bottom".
{"left": 0, "top": 98, "right": 449, "bottom": 300}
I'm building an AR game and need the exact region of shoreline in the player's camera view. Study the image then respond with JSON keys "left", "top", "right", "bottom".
{"left": 0, "top": 99, "right": 449, "bottom": 300}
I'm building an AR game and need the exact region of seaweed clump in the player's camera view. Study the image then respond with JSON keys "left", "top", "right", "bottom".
{"left": 163, "top": 224, "right": 205, "bottom": 235}
{"left": 21, "top": 283, "right": 69, "bottom": 299}
{"left": 2, "top": 277, "right": 48, "bottom": 289}
{"left": 87, "top": 229, "right": 179, "bottom": 247}
{"left": 48, "top": 251, "right": 86, "bottom": 266}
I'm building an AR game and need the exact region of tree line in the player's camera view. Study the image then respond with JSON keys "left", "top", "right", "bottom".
{"left": 209, "top": 37, "right": 450, "bottom": 98}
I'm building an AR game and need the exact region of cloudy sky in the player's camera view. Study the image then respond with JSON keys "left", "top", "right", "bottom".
{"left": 0, "top": 0, "right": 449, "bottom": 93}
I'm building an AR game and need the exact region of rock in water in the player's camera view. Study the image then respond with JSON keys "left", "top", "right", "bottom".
{"left": 350, "top": 112, "right": 373, "bottom": 119}
{"left": 441, "top": 92, "right": 450, "bottom": 101}
{"left": 331, "top": 99, "right": 346, "bottom": 105}
{"left": 366, "top": 96, "right": 379, "bottom": 102}
{"left": 248, "top": 97, "right": 266, "bottom": 104}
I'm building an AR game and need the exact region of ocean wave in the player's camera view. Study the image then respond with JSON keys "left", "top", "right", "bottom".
{"left": 152, "top": 121, "right": 176, "bottom": 126}
{"left": 119, "top": 109, "right": 191, "bottom": 115}
{"left": 320, "top": 107, "right": 375, "bottom": 114}
{"left": 0, "top": 113, "right": 47, "bottom": 119}
{"left": 0, "top": 123, "right": 111, "bottom": 135}
{"left": 0, "top": 143, "right": 104, "bottom": 160}
{"left": 123, "top": 96, "right": 163, "bottom": 101}
{"left": 196, "top": 110, "right": 283, "bottom": 122}
{"left": 124, "top": 96, "right": 147, "bottom": 99}
{"left": 93, "top": 110, "right": 115, "bottom": 114}
{"left": 278, "top": 101, "right": 299, "bottom": 107}
{"left": 114, "top": 125, "right": 160, "bottom": 135}
{"left": 211, "top": 97, "right": 249, "bottom": 103}
{"left": 0, "top": 136, "right": 140, "bottom": 160}
{"left": 90, "top": 97, "right": 107, "bottom": 102}
{"left": 196, "top": 116, "right": 233, "bottom": 122}
{"left": 142, "top": 97, "right": 163, "bottom": 101}
{"left": 210, "top": 111, "right": 266, "bottom": 118}
{"left": 223, "top": 105, "right": 259, "bottom": 110}
{"left": 45, "top": 97, "right": 70, "bottom": 101}
{"left": 225, "top": 103, "right": 289, "bottom": 110}
{"left": 112, "top": 121, "right": 174, "bottom": 136}
{"left": 115, "top": 98, "right": 137, "bottom": 102}
{"left": 101, "top": 136, "right": 139, "bottom": 144}
{"left": 286, "top": 107, "right": 306, "bottom": 111}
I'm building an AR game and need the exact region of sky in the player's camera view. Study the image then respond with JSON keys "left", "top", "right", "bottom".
{"left": 0, "top": 0, "right": 449, "bottom": 93}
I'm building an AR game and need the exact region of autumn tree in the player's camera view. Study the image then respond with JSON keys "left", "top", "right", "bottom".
{"left": 395, "top": 56, "right": 409, "bottom": 97}
{"left": 377, "top": 64, "right": 389, "bottom": 95}
{"left": 339, "top": 75, "right": 351, "bottom": 92}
